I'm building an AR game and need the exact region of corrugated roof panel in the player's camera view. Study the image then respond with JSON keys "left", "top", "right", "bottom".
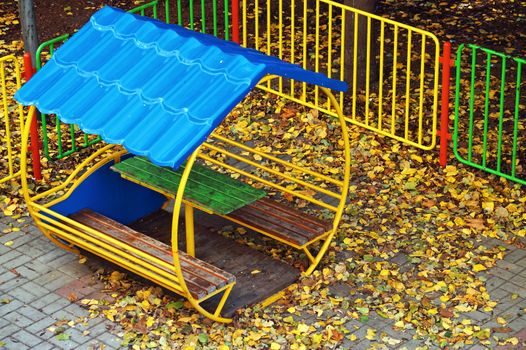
{"left": 15, "top": 6, "right": 347, "bottom": 168}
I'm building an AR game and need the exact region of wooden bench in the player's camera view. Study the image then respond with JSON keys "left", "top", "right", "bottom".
{"left": 111, "top": 156, "right": 332, "bottom": 254}
{"left": 70, "top": 209, "right": 235, "bottom": 300}
{"left": 225, "top": 198, "right": 333, "bottom": 248}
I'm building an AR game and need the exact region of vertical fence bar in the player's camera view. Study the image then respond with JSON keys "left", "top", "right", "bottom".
{"left": 365, "top": 17, "right": 371, "bottom": 125}
{"left": 404, "top": 30, "right": 412, "bottom": 139}
{"left": 326, "top": 3, "right": 332, "bottom": 109}
{"left": 315, "top": 0, "right": 320, "bottom": 106}
{"left": 418, "top": 36, "right": 426, "bottom": 144}
{"left": 467, "top": 46, "right": 477, "bottom": 162}
{"left": 177, "top": 0, "right": 182, "bottom": 25}
{"left": 339, "top": 9, "right": 345, "bottom": 112}
{"left": 352, "top": 13, "right": 358, "bottom": 120}
{"left": 200, "top": 0, "right": 206, "bottom": 33}
{"left": 482, "top": 52, "right": 492, "bottom": 168}
{"left": 278, "top": 0, "right": 283, "bottom": 92}
{"left": 378, "top": 22, "right": 384, "bottom": 130}
{"left": 224, "top": 0, "right": 229, "bottom": 40}
{"left": 229, "top": 0, "right": 236, "bottom": 41}
{"left": 511, "top": 61, "right": 522, "bottom": 177}
{"left": 242, "top": 0, "right": 247, "bottom": 46}
{"left": 290, "top": 0, "right": 295, "bottom": 96}
{"left": 439, "top": 42, "right": 452, "bottom": 168}
{"left": 212, "top": 0, "right": 217, "bottom": 36}
{"left": 391, "top": 25, "right": 398, "bottom": 134}
{"left": 23, "top": 52, "right": 42, "bottom": 180}
{"left": 496, "top": 57, "right": 507, "bottom": 172}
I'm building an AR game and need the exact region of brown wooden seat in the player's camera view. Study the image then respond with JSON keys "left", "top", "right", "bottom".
{"left": 225, "top": 198, "right": 333, "bottom": 248}
{"left": 69, "top": 209, "right": 235, "bottom": 300}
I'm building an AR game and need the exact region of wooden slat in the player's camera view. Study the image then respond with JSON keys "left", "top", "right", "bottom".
{"left": 227, "top": 198, "right": 332, "bottom": 247}
{"left": 111, "top": 157, "right": 267, "bottom": 215}
{"left": 70, "top": 209, "right": 235, "bottom": 299}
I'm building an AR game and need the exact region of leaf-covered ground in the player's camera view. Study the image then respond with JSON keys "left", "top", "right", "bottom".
{"left": 1, "top": 0, "right": 526, "bottom": 349}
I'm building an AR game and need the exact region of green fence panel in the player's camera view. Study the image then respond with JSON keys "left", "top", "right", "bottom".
{"left": 163, "top": 0, "right": 230, "bottom": 39}
{"left": 35, "top": 1, "right": 159, "bottom": 160}
{"left": 35, "top": 0, "right": 231, "bottom": 161}
{"left": 454, "top": 44, "right": 526, "bottom": 186}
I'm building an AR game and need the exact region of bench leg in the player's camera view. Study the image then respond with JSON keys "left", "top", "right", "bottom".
{"left": 213, "top": 283, "right": 234, "bottom": 317}
{"left": 185, "top": 204, "right": 195, "bottom": 257}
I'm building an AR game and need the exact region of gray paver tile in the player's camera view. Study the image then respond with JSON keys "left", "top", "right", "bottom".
{"left": 507, "top": 316, "right": 526, "bottom": 332}
{"left": 486, "top": 276, "right": 507, "bottom": 291}
{"left": 12, "top": 288, "right": 39, "bottom": 304}
{"left": 57, "top": 261, "right": 90, "bottom": 278}
{"left": 0, "top": 270, "right": 18, "bottom": 284}
{"left": 3, "top": 311, "right": 33, "bottom": 328}
{"left": 16, "top": 304, "right": 48, "bottom": 322}
{"left": 0, "top": 323, "right": 20, "bottom": 339}
{"left": 50, "top": 309, "right": 76, "bottom": 321}
{"left": 499, "top": 283, "right": 526, "bottom": 299}
{"left": 33, "top": 270, "right": 76, "bottom": 291}
{"left": 0, "top": 298, "right": 23, "bottom": 315}
{"left": 31, "top": 292, "right": 62, "bottom": 310}
{"left": 10, "top": 329, "right": 42, "bottom": 347}
{"left": 25, "top": 316, "right": 57, "bottom": 336}
{"left": 489, "top": 268, "right": 516, "bottom": 281}
{"left": 516, "top": 257, "right": 526, "bottom": 268}
{"left": 0, "top": 250, "right": 21, "bottom": 265}
{"left": 93, "top": 332, "right": 123, "bottom": 349}
{"left": 41, "top": 297, "right": 71, "bottom": 314}
{"left": 31, "top": 342, "right": 55, "bottom": 350}
{"left": 0, "top": 276, "right": 30, "bottom": 292}
{"left": 47, "top": 334, "right": 80, "bottom": 350}
{"left": 504, "top": 249, "right": 526, "bottom": 264}
{"left": 19, "top": 280, "right": 51, "bottom": 299}
{"left": 0, "top": 337, "right": 29, "bottom": 350}
{"left": 2, "top": 254, "right": 33, "bottom": 270}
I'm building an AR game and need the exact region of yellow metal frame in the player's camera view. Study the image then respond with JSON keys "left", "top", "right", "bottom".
{"left": 20, "top": 72, "right": 349, "bottom": 321}
{"left": 241, "top": 0, "right": 440, "bottom": 150}
{"left": 20, "top": 107, "right": 235, "bottom": 323}
{"left": 0, "top": 55, "right": 24, "bottom": 184}
{"left": 191, "top": 75, "right": 351, "bottom": 275}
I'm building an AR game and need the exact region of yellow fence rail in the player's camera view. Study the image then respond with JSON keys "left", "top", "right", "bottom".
{"left": 0, "top": 55, "right": 24, "bottom": 184}
{"left": 240, "top": 0, "right": 440, "bottom": 150}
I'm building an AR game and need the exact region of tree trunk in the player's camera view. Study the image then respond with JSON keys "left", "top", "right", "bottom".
{"left": 343, "top": 0, "right": 378, "bottom": 90}
{"left": 18, "top": 0, "right": 39, "bottom": 66}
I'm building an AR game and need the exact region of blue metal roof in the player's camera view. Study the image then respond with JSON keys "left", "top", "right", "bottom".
{"left": 15, "top": 6, "right": 347, "bottom": 168}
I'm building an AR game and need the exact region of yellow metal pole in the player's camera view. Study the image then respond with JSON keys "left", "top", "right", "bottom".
{"left": 391, "top": 24, "right": 399, "bottom": 135}
{"left": 185, "top": 204, "right": 195, "bottom": 257}
{"left": 378, "top": 21, "right": 385, "bottom": 130}
{"left": 404, "top": 30, "right": 412, "bottom": 140}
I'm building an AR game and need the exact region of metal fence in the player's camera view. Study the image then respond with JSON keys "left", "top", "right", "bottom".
{"left": 0, "top": 55, "right": 24, "bottom": 184}
{"left": 240, "top": 0, "right": 440, "bottom": 150}
{"left": 34, "top": 2, "right": 159, "bottom": 161}
{"left": 454, "top": 44, "right": 526, "bottom": 185}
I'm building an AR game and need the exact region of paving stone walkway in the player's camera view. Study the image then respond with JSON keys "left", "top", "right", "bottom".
{"left": 0, "top": 213, "right": 525, "bottom": 349}
{"left": 0, "top": 216, "right": 123, "bottom": 350}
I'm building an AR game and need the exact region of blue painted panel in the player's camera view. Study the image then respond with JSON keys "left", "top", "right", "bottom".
{"left": 15, "top": 6, "right": 348, "bottom": 169}
{"left": 50, "top": 160, "right": 167, "bottom": 225}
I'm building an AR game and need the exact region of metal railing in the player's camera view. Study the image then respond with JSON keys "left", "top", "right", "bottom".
{"left": 454, "top": 44, "right": 526, "bottom": 185}
{"left": 239, "top": 0, "right": 440, "bottom": 150}
{"left": 0, "top": 55, "right": 24, "bottom": 184}
{"left": 33, "top": 2, "right": 159, "bottom": 161}
{"left": 163, "top": 0, "right": 231, "bottom": 39}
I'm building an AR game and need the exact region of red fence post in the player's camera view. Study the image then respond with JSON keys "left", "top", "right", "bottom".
{"left": 438, "top": 42, "right": 453, "bottom": 168}
{"left": 23, "top": 52, "right": 42, "bottom": 181}
{"left": 231, "top": 0, "right": 240, "bottom": 44}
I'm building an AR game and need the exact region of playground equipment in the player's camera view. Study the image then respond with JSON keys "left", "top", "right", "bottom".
{"left": 16, "top": 7, "right": 350, "bottom": 322}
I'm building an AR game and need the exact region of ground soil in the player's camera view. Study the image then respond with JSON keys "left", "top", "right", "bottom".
{"left": 2, "top": 0, "right": 526, "bottom": 56}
